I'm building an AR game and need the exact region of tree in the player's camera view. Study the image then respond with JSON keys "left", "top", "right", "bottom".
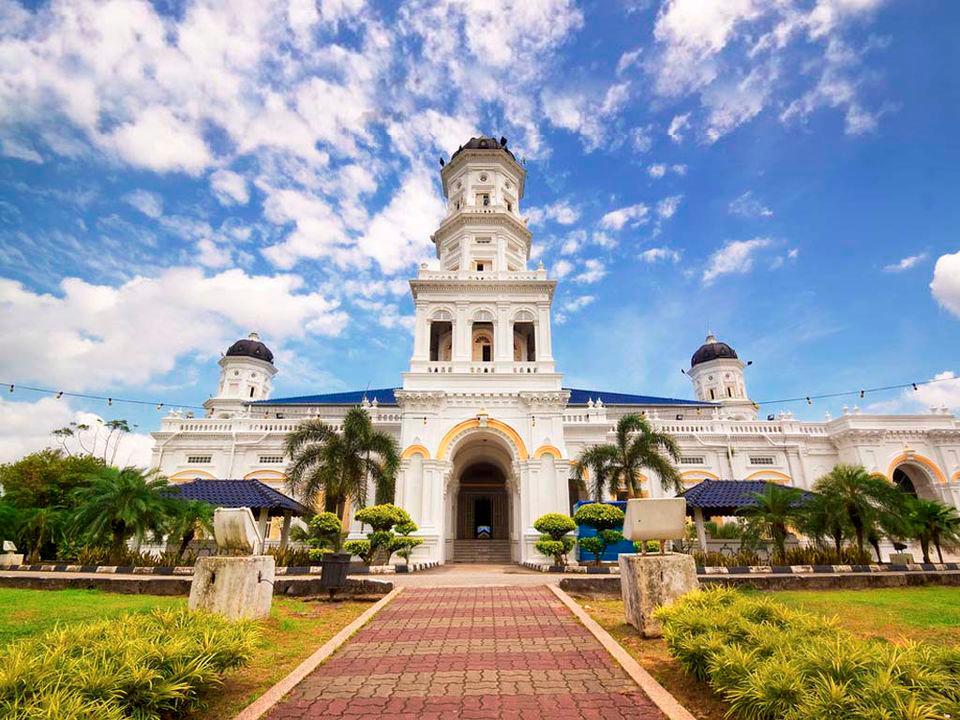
{"left": 572, "top": 446, "right": 615, "bottom": 503}
{"left": 284, "top": 408, "right": 400, "bottom": 520}
{"left": 70, "top": 466, "right": 174, "bottom": 555}
{"left": 814, "top": 464, "right": 898, "bottom": 556}
{"left": 20, "top": 506, "right": 62, "bottom": 563}
{"left": 0, "top": 449, "right": 104, "bottom": 511}
{"left": 166, "top": 500, "right": 214, "bottom": 562}
{"left": 907, "top": 498, "right": 960, "bottom": 563}
{"left": 739, "top": 484, "right": 805, "bottom": 561}
{"left": 533, "top": 513, "right": 577, "bottom": 568}
{"left": 798, "top": 491, "right": 850, "bottom": 558}
{"left": 572, "top": 414, "right": 681, "bottom": 500}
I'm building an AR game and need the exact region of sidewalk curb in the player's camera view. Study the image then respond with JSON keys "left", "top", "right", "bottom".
{"left": 232, "top": 587, "right": 403, "bottom": 720}
{"left": 549, "top": 585, "right": 696, "bottom": 720}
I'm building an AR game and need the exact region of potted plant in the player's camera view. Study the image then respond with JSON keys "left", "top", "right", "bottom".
{"left": 533, "top": 513, "right": 577, "bottom": 571}
{"left": 573, "top": 502, "right": 625, "bottom": 572}
{"left": 301, "top": 512, "right": 351, "bottom": 594}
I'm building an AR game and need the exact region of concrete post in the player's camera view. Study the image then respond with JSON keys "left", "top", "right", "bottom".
{"left": 694, "top": 507, "right": 708, "bottom": 552}
{"left": 257, "top": 507, "right": 269, "bottom": 545}
{"left": 280, "top": 512, "right": 291, "bottom": 548}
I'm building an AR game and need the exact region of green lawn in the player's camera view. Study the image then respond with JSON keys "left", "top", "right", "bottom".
{"left": 0, "top": 588, "right": 373, "bottom": 719}
{"left": 577, "top": 586, "right": 960, "bottom": 720}
{"left": 0, "top": 588, "right": 182, "bottom": 645}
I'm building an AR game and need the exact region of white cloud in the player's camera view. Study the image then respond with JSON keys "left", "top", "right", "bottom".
{"left": 931, "top": 251, "right": 960, "bottom": 318}
{"left": 210, "top": 169, "right": 250, "bottom": 206}
{"left": 574, "top": 258, "right": 606, "bottom": 284}
{"left": 554, "top": 294, "right": 595, "bottom": 324}
{"left": 553, "top": 259, "right": 574, "bottom": 279}
{"left": 648, "top": 163, "right": 667, "bottom": 178}
{"left": 123, "top": 190, "right": 163, "bottom": 219}
{"left": 107, "top": 106, "right": 212, "bottom": 176}
{"left": 883, "top": 253, "right": 926, "bottom": 273}
{"left": 631, "top": 125, "right": 654, "bottom": 152}
{"left": 600, "top": 203, "right": 649, "bottom": 231}
{"left": 0, "top": 267, "right": 348, "bottom": 390}
{"left": 729, "top": 190, "right": 774, "bottom": 218}
{"left": 542, "top": 80, "right": 631, "bottom": 151}
{"left": 526, "top": 200, "right": 580, "bottom": 226}
{"left": 640, "top": 247, "right": 681, "bottom": 263}
{"left": 657, "top": 195, "right": 683, "bottom": 219}
{"left": 872, "top": 371, "right": 960, "bottom": 415}
{"left": 667, "top": 113, "right": 691, "bottom": 143}
{"left": 702, "top": 237, "right": 772, "bottom": 283}
{"left": 617, "top": 47, "right": 643, "bottom": 75}
{"left": 1, "top": 137, "right": 43, "bottom": 163}
{"left": 0, "top": 398, "right": 153, "bottom": 466}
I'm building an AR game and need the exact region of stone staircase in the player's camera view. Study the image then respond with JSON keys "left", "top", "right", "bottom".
{"left": 453, "top": 539, "right": 514, "bottom": 564}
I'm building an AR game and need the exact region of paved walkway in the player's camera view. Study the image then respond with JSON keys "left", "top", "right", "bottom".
{"left": 264, "top": 586, "right": 666, "bottom": 719}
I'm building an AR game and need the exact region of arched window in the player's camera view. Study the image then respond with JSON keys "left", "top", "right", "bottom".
{"left": 473, "top": 327, "right": 493, "bottom": 362}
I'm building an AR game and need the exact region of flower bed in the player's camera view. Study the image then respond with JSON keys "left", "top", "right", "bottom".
{"left": 655, "top": 587, "right": 960, "bottom": 719}
{"left": 0, "top": 607, "right": 258, "bottom": 719}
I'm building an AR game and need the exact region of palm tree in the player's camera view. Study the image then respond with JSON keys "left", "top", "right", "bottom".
{"left": 20, "top": 507, "right": 62, "bottom": 563}
{"left": 71, "top": 466, "right": 173, "bottom": 555}
{"left": 573, "top": 414, "right": 682, "bottom": 500}
{"left": 798, "top": 491, "right": 849, "bottom": 559}
{"left": 166, "top": 500, "right": 214, "bottom": 562}
{"left": 739, "top": 484, "right": 804, "bottom": 561}
{"left": 284, "top": 407, "right": 400, "bottom": 520}
{"left": 813, "top": 464, "right": 897, "bottom": 556}
{"left": 908, "top": 498, "right": 960, "bottom": 563}
{"left": 572, "top": 446, "right": 615, "bottom": 503}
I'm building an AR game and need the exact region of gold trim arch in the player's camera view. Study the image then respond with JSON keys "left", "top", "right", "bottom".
{"left": 533, "top": 444, "right": 562, "bottom": 459}
{"left": 168, "top": 469, "right": 216, "bottom": 482}
{"left": 436, "top": 418, "right": 529, "bottom": 461}
{"left": 401, "top": 444, "right": 431, "bottom": 460}
{"left": 681, "top": 469, "right": 720, "bottom": 484}
{"left": 744, "top": 470, "right": 791, "bottom": 484}
{"left": 243, "top": 469, "right": 286, "bottom": 482}
{"left": 886, "top": 452, "right": 947, "bottom": 485}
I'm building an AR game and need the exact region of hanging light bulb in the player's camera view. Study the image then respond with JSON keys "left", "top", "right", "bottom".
{"left": 8, "top": 384, "right": 13, "bottom": 393}
{"left": 912, "top": 383, "right": 918, "bottom": 391}
{"left": 859, "top": 389, "right": 865, "bottom": 399}
{"left": 107, "top": 397, "right": 113, "bottom": 406}
{"left": 806, "top": 396, "right": 812, "bottom": 405}
{"left": 156, "top": 403, "right": 164, "bottom": 411}
{"left": 55, "top": 391, "right": 63, "bottom": 399}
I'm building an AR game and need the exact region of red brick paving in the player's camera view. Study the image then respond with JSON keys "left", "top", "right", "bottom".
{"left": 264, "top": 586, "right": 666, "bottom": 719}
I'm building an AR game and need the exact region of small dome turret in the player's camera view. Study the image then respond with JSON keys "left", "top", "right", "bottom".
{"left": 226, "top": 332, "right": 274, "bottom": 364}
{"left": 449, "top": 135, "right": 516, "bottom": 162}
{"left": 691, "top": 332, "right": 738, "bottom": 368}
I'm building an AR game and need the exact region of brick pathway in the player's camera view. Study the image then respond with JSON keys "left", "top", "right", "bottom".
{"left": 265, "top": 586, "right": 666, "bottom": 719}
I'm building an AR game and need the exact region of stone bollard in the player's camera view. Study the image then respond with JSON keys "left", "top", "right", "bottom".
{"left": 188, "top": 555, "right": 275, "bottom": 620}
{"left": 619, "top": 553, "right": 698, "bottom": 638}
{"left": 618, "top": 498, "right": 697, "bottom": 638}
{"left": 1, "top": 541, "right": 23, "bottom": 567}
{"left": 187, "top": 507, "right": 275, "bottom": 620}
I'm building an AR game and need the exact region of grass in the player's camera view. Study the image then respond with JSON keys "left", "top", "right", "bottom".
{"left": 576, "top": 586, "right": 960, "bottom": 720}
{"left": 0, "top": 588, "right": 373, "bottom": 719}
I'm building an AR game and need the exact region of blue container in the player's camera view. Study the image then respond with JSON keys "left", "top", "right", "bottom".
{"left": 573, "top": 500, "right": 635, "bottom": 563}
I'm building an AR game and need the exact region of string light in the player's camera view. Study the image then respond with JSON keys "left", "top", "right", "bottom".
{"left": 755, "top": 375, "right": 959, "bottom": 406}
{"left": 55, "top": 391, "right": 63, "bottom": 399}
{"left": 1, "top": 382, "right": 205, "bottom": 411}
{"left": 806, "top": 396, "right": 812, "bottom": 405}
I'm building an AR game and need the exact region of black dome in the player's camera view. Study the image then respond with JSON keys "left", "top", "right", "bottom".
{"left": 449, "top": 135, "right": 517, "bottom": 162}
{"left": 226, "top": 332, "right": 274, "bottom": 364}
{"left": 691, "top": 333, "right": 738, "bottom": 367}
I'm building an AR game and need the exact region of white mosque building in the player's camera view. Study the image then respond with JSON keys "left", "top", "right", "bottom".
{"left": 151, "top": 136, "right": 960, "bottom": 565}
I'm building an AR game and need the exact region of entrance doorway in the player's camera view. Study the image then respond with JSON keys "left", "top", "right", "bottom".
{"left": 456, "top": 462, "right": 509, "bottom": 539}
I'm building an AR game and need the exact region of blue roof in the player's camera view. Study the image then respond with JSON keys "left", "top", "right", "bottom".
{"left": 257, "top": 386, "right": 710, "bottom": 407}
{"left": 168, "top": 479, "right": 310, "bottom": 516}
{"left": 565, "top": 388, "right": 712, "bottom": 407}
{"left": 254, "top": 388, "right": 398, "bottom": 405}
{"left": 681, "top": 480, "right": 815, "bottom": 515}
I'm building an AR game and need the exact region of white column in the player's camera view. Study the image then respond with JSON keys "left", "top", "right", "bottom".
{"left": 454, "top": 303, "right": 469, "bottom": 362}
{"left": 694, "top": 507, "right": 708, "bottom": 551}
{"left": 495, "top": 303, "right": 511, "bottom": 362}
{"left": 537, "top": 304, "right": 553, "bottom": 360}
{"left": 257, "top": 507, "right": 269, "bottom": 544}
{"left": 280, "top": 512, "right": 291, "bottom": 548}
{"left": 413, "top": 304, "right": 428, "bottom": 361}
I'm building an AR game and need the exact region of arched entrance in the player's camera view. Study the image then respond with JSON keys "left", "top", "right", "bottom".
{"left": 892, "top": 464, "right": 939, "bottom": 500}
{"left": 444, "top": 427, "right": 521, "bottom": 564}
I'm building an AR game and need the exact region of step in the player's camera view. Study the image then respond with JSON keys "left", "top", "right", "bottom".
{"left": 454, "top": 540, "right": 514, "bottom": 563}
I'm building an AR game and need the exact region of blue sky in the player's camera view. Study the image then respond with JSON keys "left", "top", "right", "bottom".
{"left": 1, "top": 0, "right": 958, "bottom": 463}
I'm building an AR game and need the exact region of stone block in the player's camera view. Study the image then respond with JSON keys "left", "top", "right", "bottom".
{"left": 889, "top": 552, "right": 915, "bottom": 564}
{"left": 212, "top": 507, "right": 262, "bottom": 555}
{"left": 619, "top": 552, "right": 698, "bottom": 638}
{"left": 622, "top": 498, "right": 687, "bottom": 542}
{"left": 0, "top": 553, "right": 23, "bottom": 566}
{"left": 188, "top": 555, "right": 274, "bottom": 620}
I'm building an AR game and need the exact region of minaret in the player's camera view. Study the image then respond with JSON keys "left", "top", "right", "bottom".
{"left": 687, "top": 332, "right": 756, "bottom": 419}
{"left": 205, "top": 332, "right": 277, "bottom": 418}
{"left": 404, "top": 136, "right": 560, "bottom": 391}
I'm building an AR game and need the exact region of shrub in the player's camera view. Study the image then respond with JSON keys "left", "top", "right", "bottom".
{"left": 574, "top": 503, "right": 625, "bottom": 566}
{"left": 265, "top": 546, "right": 313, "bottom": 567}
{"left": 350, "top": 504, "right": 416, "bottom": 566}
{"left": 535, "top": 537, "right": 575, "bottom": 566}
{"left": 343, "top": 539, "right": 372, "bottom": 564}
{"left": 305, "top": 511, "right": 347, "bottom": 553}
{"left": 533, "top": 513, "right": 577, "bottom": 539}
{"left": 655, "top": 587, "right": 960, "bottom": 719}
{"left": 533, "top": 513, "right": 577, "bottom": 567}
{"left": 391, "top": 520, "right": 423, "bottom": 566}
{"left": 354, "top": 504, "right": 411, "bottom": 532}
{"left": 573, "top": 502, "right": 624, "bottom": 531}
{"left": 0, "top": 607, "right": 258, "bottom": 720}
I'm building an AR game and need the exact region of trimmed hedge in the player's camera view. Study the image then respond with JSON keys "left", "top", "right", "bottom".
{"left": 0, "top": 607, "right": 258, "bottom": 720}
{"left": 655, "top": 587, "right": 960, "bottom": 719}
